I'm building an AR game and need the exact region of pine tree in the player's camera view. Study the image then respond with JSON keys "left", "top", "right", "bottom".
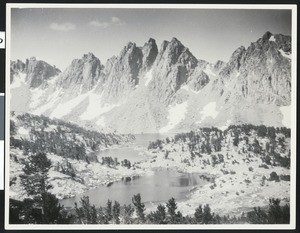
{"left": 91, "top": 205, "right": 98, "bottom": 224}
{"left": 105, "top": 199, "right": 113, "bottom": 222}
{"left": 20, "top": 152, "right": 52, "bottom": 196}
{"left": 132, "top": 193, "right": 145, "bottom": 223}
{"left": 166, "top": 197, "right": 182, "bottom": 224}
{"left": 268, "top": 198, "right": 283, "bottom": 223}
{"left": 203, "top": 204, "right": 214, "bottom": 224}
{"left": 112, "top": 201, "right": 121, "bottom": 224}
{"left": 16, "top": 152, "right": 70, "bottom": 223}
{"left": 122, "top": 204, "right": 134, "bottom": 224}
{"left": 247, "top": 207, "right": 268, "bottom": 224}
{"left": 74, "top": 196, "right": 98, "bottom": 224}
{"left": 194, "top": 204, "right": 203, "bottom": 223}
{"left": 148, "top": 204, "right": 167, "bottom": 224}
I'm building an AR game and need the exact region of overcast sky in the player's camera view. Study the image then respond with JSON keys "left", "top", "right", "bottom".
{"left": 10, "top": 7, "right": 291, "bottom": 70}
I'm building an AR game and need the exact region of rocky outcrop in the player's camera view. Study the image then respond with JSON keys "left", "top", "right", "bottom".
{"left": 219, "top": 31, "right": 291, "bottom": 105}
{"left": 98, "top": 42, "right": 143, "bottom": 102}
{"left": 57, "top": 53, "right": 103, "bottom": 93}
{"left": 187, "top": 67, "right": 210, "bottom": 92}
{"left": 25, "top": 57, "right": 61, "bottom": 88}
{"left": 219, "top": 46, "right": 246, "bottom": 78}
{"left": 10, "top": 60, "right": 26, "bottom": 83}
{"left": 213, "top": 60, "right": 226, "bottom": 72}
{"left": 10, "top": 57, "right": 60, "bottom": 88}
{"left": 149, "top": 37, "right": 199, "bottom": 103}
{"left": 98, "top": 39, "right": 158, "bottom": 103}
{"left": 141, "top": 38, "right": 158, "bottom": 73}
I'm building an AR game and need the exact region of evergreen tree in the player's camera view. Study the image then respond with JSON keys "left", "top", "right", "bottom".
{"left": 122, "top": 204, "right": 134, "bottom": 224}
{"left": 132, "top": 193, "right": 145, "bottom": 223}
{"left": 148, "top": 204, "right": 167, "bottom": 224}
{"left": 194, "top": 204, "right": 203, "bottom": 223}
{"left": 166, "top": 197, "right": 182, "bottom": 224}
{"left": 91, "top": 205, "right": 98, "bottom": 224}
{"left": 17, "top": 152, "right": 68, "bottom": 223}
{"left": 268, "top": 198, "right": 289, "bottom": 224}
{"left": 247, "top": 207, "right": 269, "bottom": 224}
{"left": 74, "top": 196, "right": 97, "bottom": 224}
{"left": 112, "top": 201, "right": 121, "bottom": 224}
{"left": 203, "top": 204, "right": 214, "bottom": 224}
{"left": 105, "top": 199, "right": 113, "bottom": 222}
{"left": 20, "top": 152, "right": 52, "bottom": 196}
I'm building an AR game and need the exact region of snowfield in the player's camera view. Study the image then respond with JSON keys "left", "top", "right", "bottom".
{"left": 10, "top": 73, "right": 26, "bottom": 89}
{"left": 160, "top": 101, "right": 188, "bottom": 133}
{"left": 198, "top": 102, "right": 219, "bottom": 123}
{"left": 219, "top": 120, "right": 232, "bottom": 131}
{"left": 33, "top": 89, "right": 62, "bottom": 115}
{"left": 50, "top": 94, "right": 88, "bottom": 118}
{"left": 269, "top": 35, "right": 276, "bottom": 42}
{"left": 180, "top": 84, "right": 200, "bottom": 94}
{"left": 279, "top": 49, "right": 291, "bottom": 59}
{"left": 30, "top": 88, "right": 46, "bottom": 109}
{"left": 280, "top": 105, "right": 291, "bottom": 128}
{"left": 80, "top": 92, "right": 118, "bottom": 121}
{"left": 144, "top": 69, "right": 153, "bottom": 86}
{"left": 203, "top": 66, "right": 216, "bottom": 77}
{"left": 96, "top": 116, "right": 106, "bottom": 127}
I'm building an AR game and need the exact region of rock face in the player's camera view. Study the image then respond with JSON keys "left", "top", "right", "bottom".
{"left": 219, "top": 31, "right": 291, "bottom": 105}
{"left": 141, "top": 38, "right": 159, "bottom": 73}
{"left": 149, "top": 37, "right": 199, "bottom": 103}
{"left": 187, "top": 68, "right": 209, "bottom": 92}
{"left": 10, "top": 32, "right": 292, "bottom": 133}
{"left": 97, "top": 39, "right": 158, "bottom": 103}
{"left": 10, "top": 57, "right": 61, "bottom": 88}
{"left": 10, "top": 60, "right": 26, "bottom": 83}
{"left": 25, "top": 57, "right": 61, "bottom": 88}
{"left": 57, "top": 53, "right": 103, "bottom": 93}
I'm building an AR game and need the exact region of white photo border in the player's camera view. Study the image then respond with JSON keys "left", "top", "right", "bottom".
{"left": 5, "top": 3, "right": 297, "bottom": 230}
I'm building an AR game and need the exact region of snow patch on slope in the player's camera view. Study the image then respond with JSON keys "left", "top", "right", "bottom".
{"left": 30, "top": 88, "right": 46, "bottom": 109}
{"left": 50, "top": 94, "right": 88, "bottom": 119}
{"left": 279, "top": 49, "right": 291, "bottom": 59}
{"left": 219, "top": 120, "right": 232, "bottom": 131}
{"left": 280, "top": 105, "right": 291, "bottom": 128}
{"left": 96, "top": 116, "right": 106, "bottom": 127}
{"left": 80, "top": 93, "right": 118, "bottom": 121}
{"left": 32, "top": 89, "right": 62, "bottom": 115}
{"left": 11, "top": 73, "right": 26, "bottom": 89}
{"left": 269, "top": 35, "right": 276, "bottom": 42}
{"left": 144, "top": 69, "right": 153, "bottom": 86}
{"left": 180, "top": 85, "right": 200, "bottom": 94}
{"left": 47, "top": 75, "right": 59, "bottom": 85}
{"left": 159, "top": 101, "right": 188, "bottom": 133}
{"left": 198, "top": 102, "right": 219, "bottom": 123}
{"left": 203, "top": 66, "right": 216, "bottom": 76}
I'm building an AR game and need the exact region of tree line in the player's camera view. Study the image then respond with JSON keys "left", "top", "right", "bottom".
{"left": 9, "top": 151, "right": 289, "bottom": 225}
{"left": 148, "top": 124, "right": 290, "bottom": 169}
{"left": 10, "top": 112, "right": 135, "bottom": 163}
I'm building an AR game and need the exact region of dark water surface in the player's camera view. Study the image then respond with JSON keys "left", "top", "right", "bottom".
{"left": 60, "top": 134, "right": 208, "bottom": 208}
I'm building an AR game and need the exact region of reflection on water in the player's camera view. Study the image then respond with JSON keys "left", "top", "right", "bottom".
{"left": 60, "top": 134, "right": 209, "bottom": 208}
{"left": 60, "top": 169, "right": 209, "bottom": 208}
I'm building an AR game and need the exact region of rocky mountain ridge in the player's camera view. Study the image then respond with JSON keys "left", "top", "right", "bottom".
{"left": 10, "top": 31, "right": 292, "bottom": 133}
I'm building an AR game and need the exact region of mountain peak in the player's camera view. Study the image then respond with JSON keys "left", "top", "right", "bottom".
{"left": 262, "top": 31, "right": 273, "bottom": 40}
{"left": 147, "top": 38, "right": 156, "bottom": 44}
{"left": 83, "top": 52, "right": 96, "bottom": 61}
{"left": 170, "top": 37, "right": 181, "bottom": 43}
